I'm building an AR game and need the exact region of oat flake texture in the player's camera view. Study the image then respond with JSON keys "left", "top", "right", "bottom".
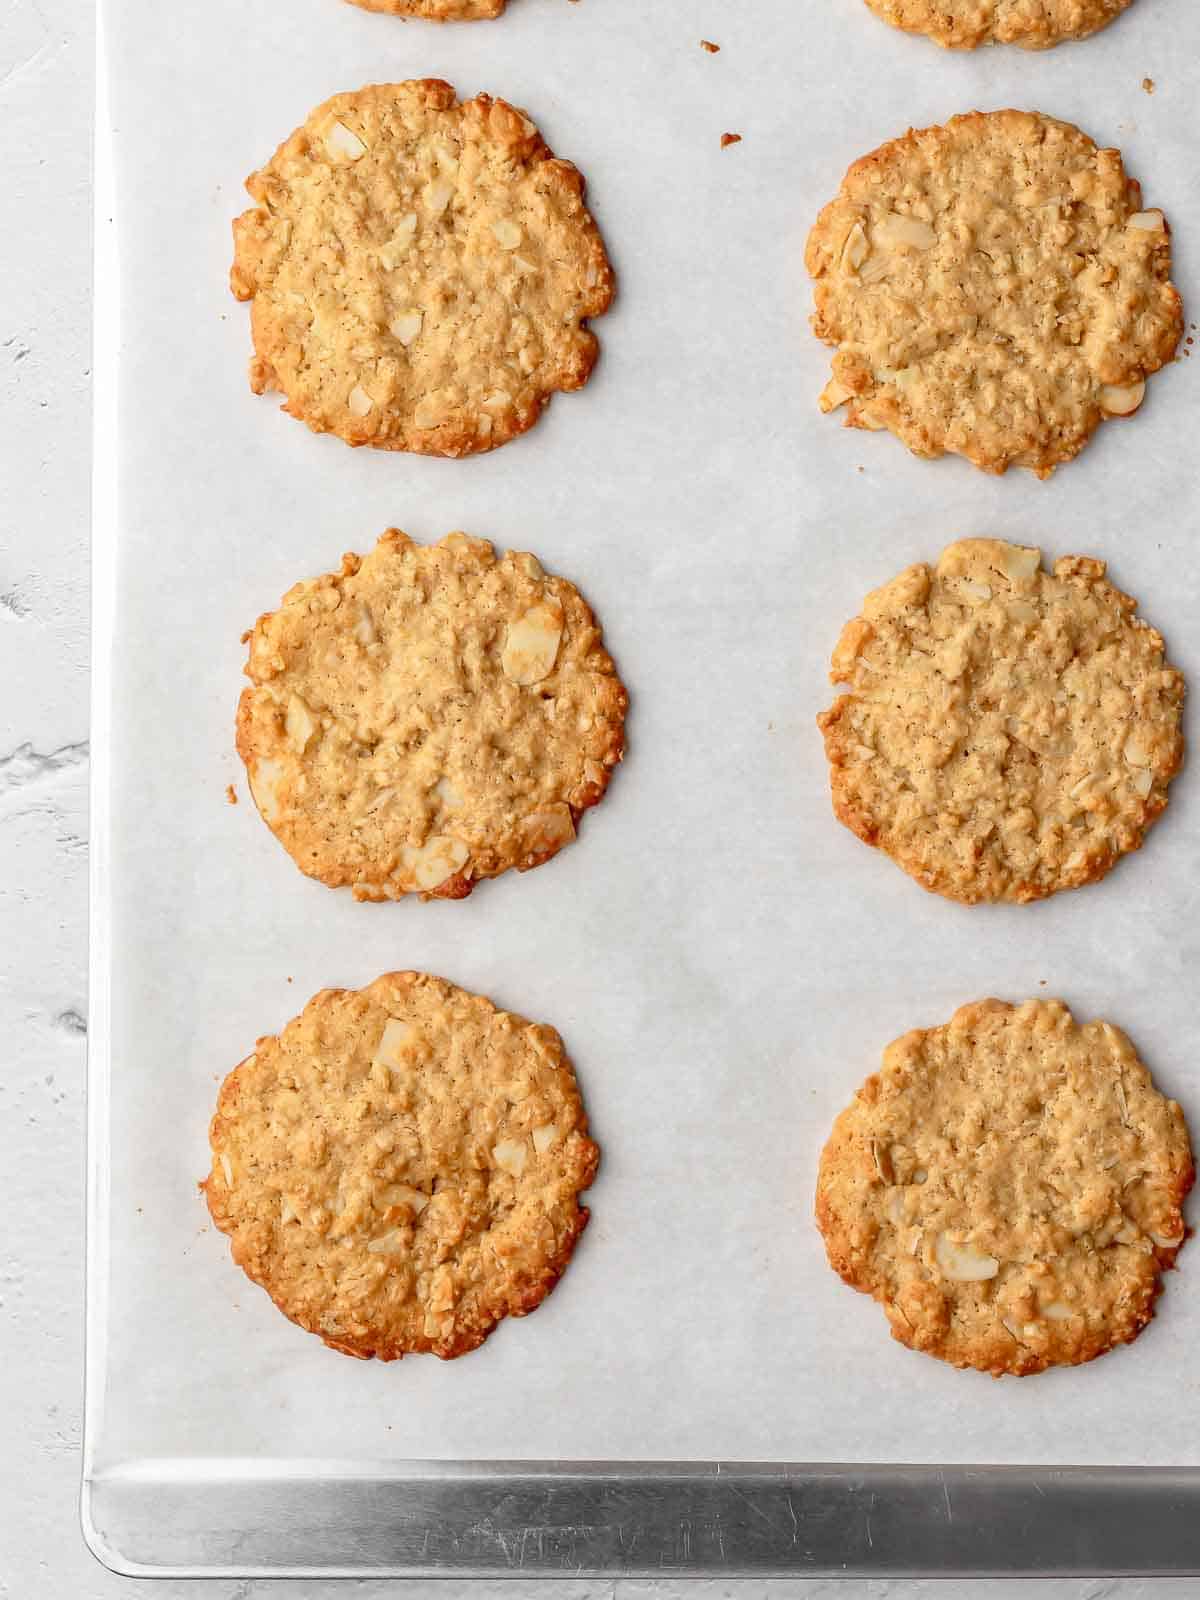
{"left": 231, "top": 80, "right": 613, "bottom": 455}
{"left": 816, "top": 999, "right": 1193, "bottom": 1377}
{"left": 805, "top": 110, "right": 1181, "bottom": 477}
{"left": 203, "top": 973, "right": 600, "bottom": 1360}
{"left": 817, "top": 539, "right": 1184, "bottom": 904}
{"left": 237, "top": 530, "right": 627, "bottom": 902}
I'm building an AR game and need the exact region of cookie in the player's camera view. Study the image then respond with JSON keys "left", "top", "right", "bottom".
{"left": 237, "top": 529, "right": 627, "bottom": 902}
{"left": 817, "top": 540, "right": 1184, "bottom": 904}
{"left": 816, "top": 999, "right": 1193, "bottom": 1377}
{"left": 862, "top": 0, "right": 1132, "bottom": 49}
{"left": 231, "top": 80, "right": 613, "bottom": 456}
{"left": 345, "top": 0, "right": 504, "bottom": 17}
{"left": 805, "top": 111, "right": 1181, "bottom": 477}
{"left": 203, "top": 972, "right": 600, "bottom": 1360}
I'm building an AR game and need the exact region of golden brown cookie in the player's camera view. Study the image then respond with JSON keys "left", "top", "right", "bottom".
{"left": 237, "top": 530, "right": 627, "bottom": 902}
{"left": 203, "top": 972, "right": 600, "bottom": 1360}
{"left": 862, "top": 0, "right": 1132, "bottom": 49}
{"left": 345, "top": 0, "right": 504, "bottom": 16}
{"left": 816, "top": 999, "right": 1193, "bottom": 1377}
{"left": 817, "top": 540, "right": 1185, "bottom": 904}
{"left": 231, "top": 80, "right": 613, "bottom": 456}
{"left": 805, "top": 111, "right": 1181, "bottom": 477}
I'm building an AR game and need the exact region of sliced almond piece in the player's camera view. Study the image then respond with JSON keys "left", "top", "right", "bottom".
{"left": 434, "top": 775, "right": 465, "bottom": 810}
{"left": 502, "top": 600, "right": 565, "bottom": 685}
{"left": 425, "top": 178, "right": 454, "bottom": 216}
{"left": 876, "top": 211, "right": 937, "bottom": 250}
{"left": 401, "top": 834, "right": 470, "bottom": 891}
{"left": 1040, "top": 1300, "right": 1076, "bottom": 1321}
{"left": 491, "top": 218, "right": 522, "bottom": 249}
{"left": 325, "top": 121, "right": 366, "bottom": 162}
{"left": 997, "top": 543, "right": 1041, "bottom": 583}
{"left": 521, "top": 806, "right": 575, "bottom": 856}
{"left": 1124, "top": 728, "right": 1154, "bottom": 767}
{"left": 1128, "top": 209, "right": 1165, "bottom": 231}
{"left": 378, "top": 213, "right": 418, "bottom": 268}
{"left": 935, "top": 1232, "right": 1000, "bottom": 1282}
{"left": 841, "top": 220, "right": 869, "bottom": 272}
{"left": 248, "top": 757, "right": 286, "bottom": 824}
{"left": 492, "top": 1138, "right": 528, "bottom": 1177}
{"left": 389, "top": 311, "right": 423, "bottom": 347}
{"left": 285, "top": 694, "right": 317, "bottom": 753}
{"left": 531, "top": 1123, "right": 557, "bottom": 1155}
{"left": 1099, "top": 379, "right": 1145, "bottom": 417}
{"left": 347, "top": 384, "right": 374, "bottom": 417}
{"left": 372, "top": 1018, "right": 413, "bottom": 1070}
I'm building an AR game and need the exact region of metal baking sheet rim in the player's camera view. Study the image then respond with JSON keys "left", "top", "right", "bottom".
{"left": 78, "top": 1460, "right": 1200, "bottom": 1578}
{"left": 81, "top": 0, "right": 1200, "bottom": 1580}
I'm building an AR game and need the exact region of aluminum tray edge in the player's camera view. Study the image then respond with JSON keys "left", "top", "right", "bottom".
{"left": 81, "top": 1460, "right": 1200, "bottom": 1578}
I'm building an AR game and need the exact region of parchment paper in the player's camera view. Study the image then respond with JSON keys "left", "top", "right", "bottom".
{"left": 92, "top": 0, "right": 1200, "bottom": 1471}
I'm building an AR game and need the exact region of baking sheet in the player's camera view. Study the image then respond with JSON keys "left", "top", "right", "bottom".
{"left": 88, "top": 0, "right": 1200, "bottom": 1499}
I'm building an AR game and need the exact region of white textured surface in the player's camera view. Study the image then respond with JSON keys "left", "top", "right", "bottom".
{"left": 0, "top": 0, "right": 1196, "bottom": 1592}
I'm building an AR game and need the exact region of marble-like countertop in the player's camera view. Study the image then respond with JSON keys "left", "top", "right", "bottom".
{"left": 0, "top": 0, "right": 1194, "bottom": 1594}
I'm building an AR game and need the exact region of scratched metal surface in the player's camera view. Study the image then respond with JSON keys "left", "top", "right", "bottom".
{"left": 85, "top": 0, "right": 1200, "bottom": 1576}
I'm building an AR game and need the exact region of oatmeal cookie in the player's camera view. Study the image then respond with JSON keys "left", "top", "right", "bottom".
{"left": 805, "top": 111, "right": 1181, "bottom": 476}
{"left": 862, "top": 0, "right": 1132, "bottom": 50}
{"left": 203, "top": 972, "right": 600, "bottom": 1360}
{"left": 816, "top": 998, "right": 1193, "bottom": 1376}
{"left": 237, "top": 529, "right": 627, "bottom": 901}
{"left": 231, "top": 80, "right": 613, "bottom": 455}
{"left": 817, "top": 539, "right": 1184, "bottom": 903}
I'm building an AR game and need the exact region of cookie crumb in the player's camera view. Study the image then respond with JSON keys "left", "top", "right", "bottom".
{"left": 700, "top": 39, "right": 720, "bottom": 52}
{"left": 720, "top": 132, "right": 742, "bottom": 149}
{"left": 1142, "top": 76, "right": 1155, "bottom": 94}
{"left": 225, "top": 783, "right": 238, "bottom": 805}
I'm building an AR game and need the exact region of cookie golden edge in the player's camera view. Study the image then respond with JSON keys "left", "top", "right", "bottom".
{"left": 815, "top": 999, "right": 1195, "bottom": 1377}
{"left": 230, "top": 79, "right": 614, "bottom": 458}
{"left": 817, "top": 540, "right": 1186, "bottom": 905}
{"left": 235, "top": 529, "right": 628, "bottom": 903}
{"left": 861, "top": 0, "right": 1133, "bottom": 50}
{"left": 201, "top": 973, "right": 600, "bottom": 1361}
{"left": 805, "top": 109, "right": 1183, "bottom": 478}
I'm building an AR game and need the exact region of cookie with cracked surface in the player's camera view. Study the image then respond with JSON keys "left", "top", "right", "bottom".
{"left": 817, "top": 539, "right": 1184, "bottom": 904}
{"left": 805, "top": 110, "right": 1181, "bottom": 477}
{"left": 203, "top": 972, "right": 600, "bottom": 1360}
{"left": 862, "top": 0, "right": 1132, "bottom": 49}
{"left": 237, "top": 529, "right": 627, "bottom": 902}
{"left": 817, "top": 999, "right": 1193, "bottom": 1377}
{"left": 231, "top": 80, "right": 613, "bottom": 455}
{"left": 345, "top": 0, "right": 504, "bottom": 16}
